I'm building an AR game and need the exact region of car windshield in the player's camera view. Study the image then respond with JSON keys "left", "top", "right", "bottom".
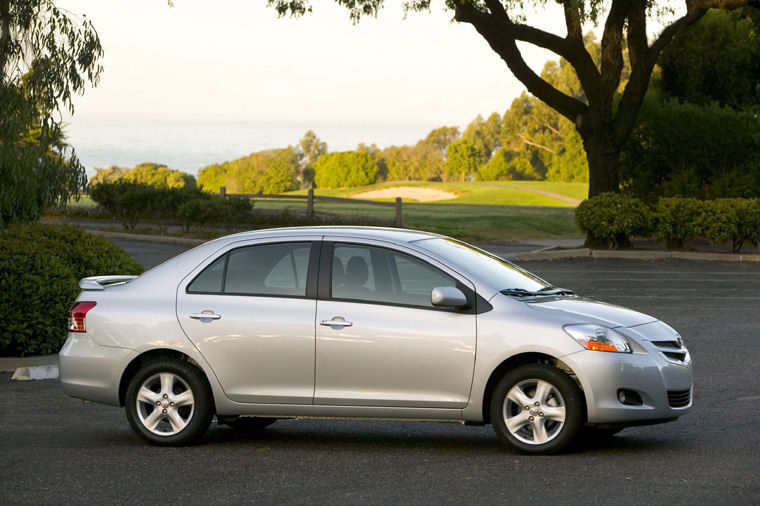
{"left": 412, "top": 238, "right": 548, "bottom": 292}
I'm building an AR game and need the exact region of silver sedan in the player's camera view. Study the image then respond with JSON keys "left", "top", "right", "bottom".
{"left": 60, "top": 227, "right": 692, "bottom": 454}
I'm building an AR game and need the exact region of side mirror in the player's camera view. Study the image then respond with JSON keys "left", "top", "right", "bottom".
{"left": 431, "top": 287, "right": 469, "bottom": 308}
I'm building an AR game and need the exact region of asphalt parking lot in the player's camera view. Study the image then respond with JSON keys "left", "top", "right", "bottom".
{"left": 1, "top": 240, "right": 759, "bottom": 504}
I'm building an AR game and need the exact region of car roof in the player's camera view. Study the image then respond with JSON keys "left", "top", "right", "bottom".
{"left": 217, "top": 226, "right": 444, "bottom": 244}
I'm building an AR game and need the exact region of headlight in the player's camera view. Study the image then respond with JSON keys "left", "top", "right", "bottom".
{"left": 564, "top": 324, "right": 631, "bottom": 353}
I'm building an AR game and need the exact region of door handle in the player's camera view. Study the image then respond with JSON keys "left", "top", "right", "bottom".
{"left": 320, "top": 318, "right": 353, "bottom": 327}
{"left": 189, "top": 312, "right": 221, "bottom": 320}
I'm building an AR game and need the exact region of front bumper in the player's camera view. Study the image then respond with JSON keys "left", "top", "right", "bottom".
{"left": 561, "top": 345, "right": 693, "bottom": 425}
{"left": 59, "top": 333, "right": 138, "bottom": 406}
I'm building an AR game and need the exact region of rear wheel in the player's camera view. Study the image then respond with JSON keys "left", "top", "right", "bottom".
{"left": 490, "top": 363, "right": 583, "bottom": 455}
{"left": 125, "top": 360, "right": 213, "bottom": 446}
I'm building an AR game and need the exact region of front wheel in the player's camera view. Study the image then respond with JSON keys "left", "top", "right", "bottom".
{"left": 490, "top": 363, "right": 583, "bottom": 455}
{"left": 125, "top": 360, "right": 213, "bottom": 446}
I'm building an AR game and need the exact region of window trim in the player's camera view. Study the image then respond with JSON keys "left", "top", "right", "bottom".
{"left": 320, "top": 240, "right": 489, "bottom": 314}
{"left": 185, "top": 240, "right": 320, "bottom": 299}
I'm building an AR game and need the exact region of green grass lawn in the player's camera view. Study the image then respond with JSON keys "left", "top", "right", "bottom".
{"left": 253, "top": 198, "right": 580, "bottom": 241}
{"left": 288, "top": 180, "right": 588, "bottom": 207}
{"left": 69, "top": 181, "right": 585, "bottom": 242}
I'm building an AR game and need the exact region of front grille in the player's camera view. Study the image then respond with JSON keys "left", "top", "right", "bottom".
{"left": 652, "top": 340, "right": 680, "bottom": 349}
{"left": 663, "top": 351, "right": 688, "bottom": 362}
{"left": 668, "top": 388, "right": 692, "bottom": 408}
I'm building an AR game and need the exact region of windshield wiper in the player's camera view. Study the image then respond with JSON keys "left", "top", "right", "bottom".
{"left": 537, "top": 285, "right": 574, "bottom": 295}
{"left": 501, "top": 286, "right": 574, "bottom": 297}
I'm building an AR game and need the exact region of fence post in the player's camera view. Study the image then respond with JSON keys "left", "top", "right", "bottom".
{"left": 307, "top": 188, "right": 314, "bottom": 219}
{"left": 219, "top": 186, "right": 226, "bottom": 198}
{"left": 394, "top": 197, "right": 403, "bottom": 228}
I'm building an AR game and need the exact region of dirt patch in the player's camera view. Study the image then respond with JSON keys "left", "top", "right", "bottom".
{"left": 351, "top": 186, "right": 458, "bottom": 202}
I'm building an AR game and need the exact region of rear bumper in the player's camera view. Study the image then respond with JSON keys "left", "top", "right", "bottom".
{"left": 59, "top": 333, "right": 137, "bottom": 406}
{"left": 562, "top": 349, "right": 693, "bottom": 425}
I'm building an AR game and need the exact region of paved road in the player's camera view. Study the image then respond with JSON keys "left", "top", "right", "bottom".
{"left": 2, "top": 246, "right": 759, "bottom": 504}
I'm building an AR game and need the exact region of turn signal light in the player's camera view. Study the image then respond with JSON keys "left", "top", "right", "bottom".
{"left": 577, "top": 339, "right": 621, "bottom": 352}
{"left": 69, "top": 301, "right": 97, "bottom": 333}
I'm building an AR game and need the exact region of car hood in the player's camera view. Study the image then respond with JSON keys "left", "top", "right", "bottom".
{"left": 524, "top": 297, "right": 657, "bottom": 328}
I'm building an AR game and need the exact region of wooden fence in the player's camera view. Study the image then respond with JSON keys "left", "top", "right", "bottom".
{"left": 219, "top": 187, "right": 403, "bottom": 227}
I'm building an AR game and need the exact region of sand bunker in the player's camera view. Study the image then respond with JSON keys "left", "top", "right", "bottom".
{"left": 352, "top": 186, "right": 458, "bottom": 202}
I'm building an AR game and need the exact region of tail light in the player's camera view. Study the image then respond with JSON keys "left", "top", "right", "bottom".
{"left": 69, "top": 301, "right": 97, "bottom": 333}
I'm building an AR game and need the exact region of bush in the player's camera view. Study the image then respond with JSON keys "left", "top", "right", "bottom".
{"left": 0, "top": 225, "right": 143, "bottom": 356}
{"left": 696, "top": 198, "right": 760, "bottom": 252}
{"left": 176, "top": 195, "right": 252, "bottom": 231}
{"left": 89, "top": 181, "right": 157, "bottom": 229}
{"left": 575, "top": 193, "right": 654, "bottom": 248}
{"left": 654, "top": 198, "right": 703, "bottom": 249}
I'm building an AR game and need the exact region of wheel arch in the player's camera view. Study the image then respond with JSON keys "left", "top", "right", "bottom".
{"left": 118, "top": 349, "right": 211, "bottom": 408}
{"left": 481, "top": 352, "right": 586, "bottom": 424}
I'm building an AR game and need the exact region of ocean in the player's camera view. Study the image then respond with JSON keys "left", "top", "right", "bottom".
{"left": 65, "top": 117, "right": 441, "bottom": 178}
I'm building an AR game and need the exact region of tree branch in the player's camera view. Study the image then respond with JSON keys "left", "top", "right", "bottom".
{"left": 0, "top": 0, "right": 11, "bottom": 84}
{"left": 599, "top": 0, "right": 630, "bottom": 103}
{"left": 560, "top": 0, "right": 601, "bottom": 102}
{"left": 453, "top": 1, "right": 587, "bottom": 122}
{"left": 517, "top": 133, "right": 556, "bottom": 154}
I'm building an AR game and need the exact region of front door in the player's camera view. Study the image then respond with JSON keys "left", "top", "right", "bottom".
{"left": 177, "top": 239, "right": 318, "bottom": 404}
{"left": 314, "top": 241, "right": 477, "bottom": 408}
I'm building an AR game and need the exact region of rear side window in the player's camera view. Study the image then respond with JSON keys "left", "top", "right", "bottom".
{"left": 187, "top": 242, "right": 312, "bottom": 297}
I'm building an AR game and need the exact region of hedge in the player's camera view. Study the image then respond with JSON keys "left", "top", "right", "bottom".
{"left": 575, "top": 193, "right": 654, "bottom": 248}
{"left": 577, "top": 195, "right": 760, "bottom": 252}
{"left": 0, "top": 225, "right": 143, "bottom": 356}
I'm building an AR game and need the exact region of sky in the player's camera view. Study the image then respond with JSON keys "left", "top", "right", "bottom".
{"left": 58, "top": 0, "right": 569, "bottom": 127}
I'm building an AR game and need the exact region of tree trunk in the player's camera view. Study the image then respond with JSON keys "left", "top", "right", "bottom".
{"left": 581, "top": 111, "right": 621, "bottom": 199}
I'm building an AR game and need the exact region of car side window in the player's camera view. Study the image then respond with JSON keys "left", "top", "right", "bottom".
{"left": 331, "top": 243, "right": 456, "bottom": 308}
{"left": 187, "top": 242, "right": 312, "bottom": 297}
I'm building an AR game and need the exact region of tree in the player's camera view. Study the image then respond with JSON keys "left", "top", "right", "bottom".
{"left": 463, "top": 112, "right": 502, "bottom": 163}
{"left": 313, "top": 151, "right": 378, "bottom": 188}
{"left": 198, "top": 147, "right": 300, "bottom": 194}
{"left": 121, "top": 162, "right": 196, "bottom": 189}
{"left": 657, "top": 6, "right": 760, "bottom": 109}
{"left": 268, "top": 0, "right": 754, "bottom": 198}
{"left": 89, "top": 166, "right": 127, "bottom": 186}
{"left": 445, "top": 138, "right": 480, "bottom": 182}
{"left": 380, "top": 141, "right": 445, "bottom": 181}
{"left": 423, "top": 126, "right": 460, "bottom": 155}
{"left": 296, "top": 130, "right": 327, "bottom": 187}
{"left": 0, "top": 0, "right": 103, "bottom": 225}
{"left": 478, "top": 148, "right": 538, "bottom": 180}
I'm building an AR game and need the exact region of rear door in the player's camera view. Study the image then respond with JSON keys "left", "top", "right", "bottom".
{"left": 177, "top": 237, "right": 320, "bottom": 404}
{"left": 314, "top": 240, "right": 477, "bottom": 408}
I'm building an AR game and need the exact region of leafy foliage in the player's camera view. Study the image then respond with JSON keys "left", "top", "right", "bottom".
{"left": 575, "top": 193, "right": 654, "bottom": 248}
{"left": 0, "top": 0, "right": 103, "bottom": 226}
{"left": 619, "top": 95, "right": 760, "bottom": 201}
{"left": 654, "top": 197, "right": 703, "bottom": 249}
{"left": 313, "top": 151, "right": 379, "bottom": 188}
{"left": 658, "top": 7, "right": 760, "bottom": 109}
{"left": 197, "top": 147, "right": 300, "bottom": 194}
{"left": 477, "top": 149, "right": 538, "bottom": 181}
{"left": 0, "top": 224, "right": 142, "bottom": 356}
{"left": 445, "top": 139, "right": 480, "bottom": 182}
{"left": 89, "top": 163, "right": 196, "bottom": 189}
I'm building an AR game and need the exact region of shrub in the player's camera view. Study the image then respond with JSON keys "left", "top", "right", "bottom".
{"left": 575, "top": 193, "right": 654, "bottom": 249}
{"left": 0, "top": 225, "right": 143, "bottom": 356}
{"left": 654, "top": 197, "right": 703, "bottom": 249}
{"left": 89, "top": 181, "right": 156, "bottom": 229}
{"left": 176, "top": 195, "right": 252, "bottom": 231}
{"left": 696, "top": 198, "right": 760, "bottom": 252}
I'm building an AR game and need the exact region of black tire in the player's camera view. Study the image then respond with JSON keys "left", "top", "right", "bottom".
{"left": 125, "top": 359, "right": 213, "bottom": 446}
{"left": 490, "top": 363, "right": 583, "bottom": 455}
{"left": 223, "top": 417, "right": 277, "bottom": 431}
